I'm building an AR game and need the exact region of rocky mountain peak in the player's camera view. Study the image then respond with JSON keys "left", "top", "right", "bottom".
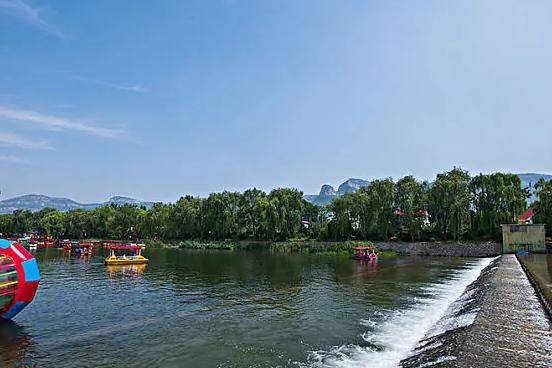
{"left": 319, "top": 185, "right": 337, "bottom": 196}
{"left": 337, "top": 178, "right": 369, "bottom": 195}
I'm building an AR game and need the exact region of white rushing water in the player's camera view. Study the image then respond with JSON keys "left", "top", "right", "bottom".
{"left": 302, "top": 257, "right": 494, "bottom": 368}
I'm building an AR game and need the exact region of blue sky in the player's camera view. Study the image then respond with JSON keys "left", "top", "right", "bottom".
{"left": 0, "top": 0, "right": 551, "bottom": 202}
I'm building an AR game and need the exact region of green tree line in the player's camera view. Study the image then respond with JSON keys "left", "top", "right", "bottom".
{"left": 0, "top": 168, "right": 544, "bottom": 242}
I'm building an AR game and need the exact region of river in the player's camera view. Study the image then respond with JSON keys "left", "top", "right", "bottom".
{"left": 1, "top": 248, "right": 490, "bottom": 367}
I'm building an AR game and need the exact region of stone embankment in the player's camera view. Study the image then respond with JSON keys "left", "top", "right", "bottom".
{"left": 375, "top": 242, "right": 501, "bottom": 257}
{"left": 238, "top": 240, "right": 502, "bottom": 257}
{"left": 401, "top": 255, "right": 552, "bottom": 368}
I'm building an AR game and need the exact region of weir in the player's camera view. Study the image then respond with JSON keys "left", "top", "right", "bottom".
{"left": 401, "top": 255, "right": 552, "bottom": 367}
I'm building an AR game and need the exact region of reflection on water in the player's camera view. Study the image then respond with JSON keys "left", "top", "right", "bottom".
{"left": 0, "top": 321, "right": 34, "bottom": 367}
{"left": 9, "top": 248, "right": 476, "bottom": 367}
{"left": 518, "top": 253, "right": 552, "bottom": 283}
{"left": 106, "top": 264, "right": 147, "bottom": 278}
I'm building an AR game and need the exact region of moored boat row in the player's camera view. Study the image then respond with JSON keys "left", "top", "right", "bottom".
{"left": 7, "top": 235, "right": 149, "bottom": 265}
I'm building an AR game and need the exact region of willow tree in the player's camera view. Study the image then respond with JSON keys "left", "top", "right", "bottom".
{"left": 268, "top": 188, "right": 304, "bottom": 240}
{"left": 238, "top": 188, "right": 267, "bottom": 239}
{"left": 11, "top": 210, "right": 36, "bottom": 235}
{"left": 201, "top": 191, "right": 241, "bottom": 240}
{"left": 428, "top": 168, "right": 471, "bottom": 240}
{"left": 253, "top": 196, "right": 277, "bottom": 240}
{"left": 0, "top": 214, "right": 13, "bottom": 235}
{"left": 354, "top": 179, "right": 396, "bottom": 240}
{"left": 40, "top": 210, "right": 67, "bottom": 237}
{"left": 395, "top": 176, "right": 427, "bottom": 241}
{"left": 173, "top": 195, "right": 203, "bottom": 239}
{"left": 470, "top": 173, "right": 527, "bottom": 239}
{"left": 534, "top": 179, "right": 552, "bottom": 234}
{"left": 65, "top": 208, "right": 94, "bottom": 239}
{"left": 327, "top": 193, "right": 355, "bottom": 240}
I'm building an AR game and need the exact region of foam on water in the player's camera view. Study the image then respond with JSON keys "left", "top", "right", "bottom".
{"left": 300, "top": 257, "right": 493, "bottom": 368}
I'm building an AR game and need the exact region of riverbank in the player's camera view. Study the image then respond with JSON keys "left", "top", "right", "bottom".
{"left": 143, "top": 239, "right": 393, "bottom": 256}
{"left": 376, "top": 241, "right": 501, "bottom": 257}
{"left": 401, "top": 255, "right": 552, "bottom": 367}
{"left": 142, "top": 239, "right": 501, "bottom": 257}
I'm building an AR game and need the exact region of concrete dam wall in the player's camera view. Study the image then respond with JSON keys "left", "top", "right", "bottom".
{"left": 400, "top": 255, "right": 552, "bottom": 368}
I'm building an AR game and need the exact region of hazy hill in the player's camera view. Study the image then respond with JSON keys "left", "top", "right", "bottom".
{"left": 518, "top": 173, "right": 552, "bottom": 189}
{"left": 0, "top": 194, "right": 154, "bottom": 214}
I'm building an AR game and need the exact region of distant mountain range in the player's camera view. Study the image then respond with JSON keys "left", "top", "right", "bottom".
{"left": 304, "top": 178, "right": 370, "bottom": 206}
{"left": 517, "top": 173, "right": 552, "bottom": 190}
{"left": 0, "top": 195, "right": 154, "bottom": 214}
{"left": 304, "top": 173, "right": 552, "bottom": 206}
{"left": 518, "top": 173, "right": 552, "bottom": 203}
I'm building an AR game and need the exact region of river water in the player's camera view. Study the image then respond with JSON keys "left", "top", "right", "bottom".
{"left": 1, "top": 248, "right": 490, "bottom": 368}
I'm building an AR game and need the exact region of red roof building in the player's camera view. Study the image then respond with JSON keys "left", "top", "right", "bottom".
{"left": 518, "top": 208, "right": 534, "bottom": 223}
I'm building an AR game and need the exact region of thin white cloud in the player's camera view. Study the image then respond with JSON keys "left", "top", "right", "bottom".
{"left": 70, "top": 75, "right": 149, "bottom": 93}
{"left": 0, "top": 154, "right": 27, "bottom": 164}
{"left": 0, "top": 106, "right": 124, "bottom": 138}
{"left": 0, "top": 132, "right": 53, "bottom": 150}
{"left": 0, "top": 0, "right": 62, "bottom": 37}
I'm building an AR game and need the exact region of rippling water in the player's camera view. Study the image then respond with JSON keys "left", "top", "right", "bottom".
{"left": 1, "top": 248, "right": 486, "bottom": 367}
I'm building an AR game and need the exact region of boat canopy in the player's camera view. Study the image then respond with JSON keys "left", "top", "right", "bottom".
{"left": 108, "top": 244, "right": 143, "bottom": 251}
{"left": 352, "top": 245, "right": 374, "bottom": 250}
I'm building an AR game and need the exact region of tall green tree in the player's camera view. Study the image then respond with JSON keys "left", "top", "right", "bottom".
{"left": 238, "top": 188, "right": 267, "bottom": 239}
{"left": 11, "top": 210, "right": 36, "bottom": 234}
{"left": 268, "top": 188, "right": 304, "bottom": 240}
{"left": 470, "top": 173, "right": 527, "bottom": 239}
{"left": 327, "top": 193, "right": 355, "bottom": 240}
{"left": 428, "top": 168, "right": 471, "bottom": 240}
{"left": 534, "top": 179, "right": 552, "bottom": 234}
{"left": 395, "top": 176, "right": 428, "bottom": 241}
{"left": 173, "top": 196, "right": 202, "bottom": 239}
{"left": 40, "top": 211, "right": 67, "bottom": 237}
{"left": 201, "top": 192, "right": 242, "bottom": 239}
{"left": 65, "top": 209, "right": 93, "bottom": 238}
{"left": 141, "top": 203, "right": 172, "bottom": 239}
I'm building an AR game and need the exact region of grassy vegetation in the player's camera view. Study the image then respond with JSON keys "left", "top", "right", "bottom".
{"left": 140, "top": 239, "right": 396, "bottom": 256}
{"left": 267, "top": 240, "right": 374, "bottom": 254}
{"left": 142, "top": 239, "right": 238, "bottom": 250}
{"left": 178, "top": 240, "right": 238, "bottom": 250}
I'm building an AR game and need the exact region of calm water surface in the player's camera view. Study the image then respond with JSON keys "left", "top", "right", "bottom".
{"left": 0, "top": 248, "right": 486, "bottom": 367}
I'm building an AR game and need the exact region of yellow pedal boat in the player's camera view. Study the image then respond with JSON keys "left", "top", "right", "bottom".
{"left": 104, "top": 244, "right": 148, "bottom": 266}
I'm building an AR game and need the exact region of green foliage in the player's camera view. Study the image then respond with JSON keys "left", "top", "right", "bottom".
{"left": 354, "top": 179, "right": 396, "bottom": 239}
{"left": 428, "top": 168, "right": 471, "bottom": 240}
{"left": 0, "top": 168, "right": 536, "bottom": 243}
{"left": 40, "top": 211, "right": 66, "bottom": 237}
{"left": 268, "top": 240, "right": 371, "bottom": 254}
{"left": 178, "top": 240, "right": 238, "bottom": 250}
{"left": 395, "top": 176, "right": 427, "bottom": 241}
{"left": 470, "top": 173, "right": 528, "bottom": 239}
{"left": 0, "top": 187, "right": 321, "bottom": 242}
{"left": 268, "top": 188, "right": 304, "bottom": 240}
{"left": 534, "top": 179, "right": 552, "bottom": 234}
